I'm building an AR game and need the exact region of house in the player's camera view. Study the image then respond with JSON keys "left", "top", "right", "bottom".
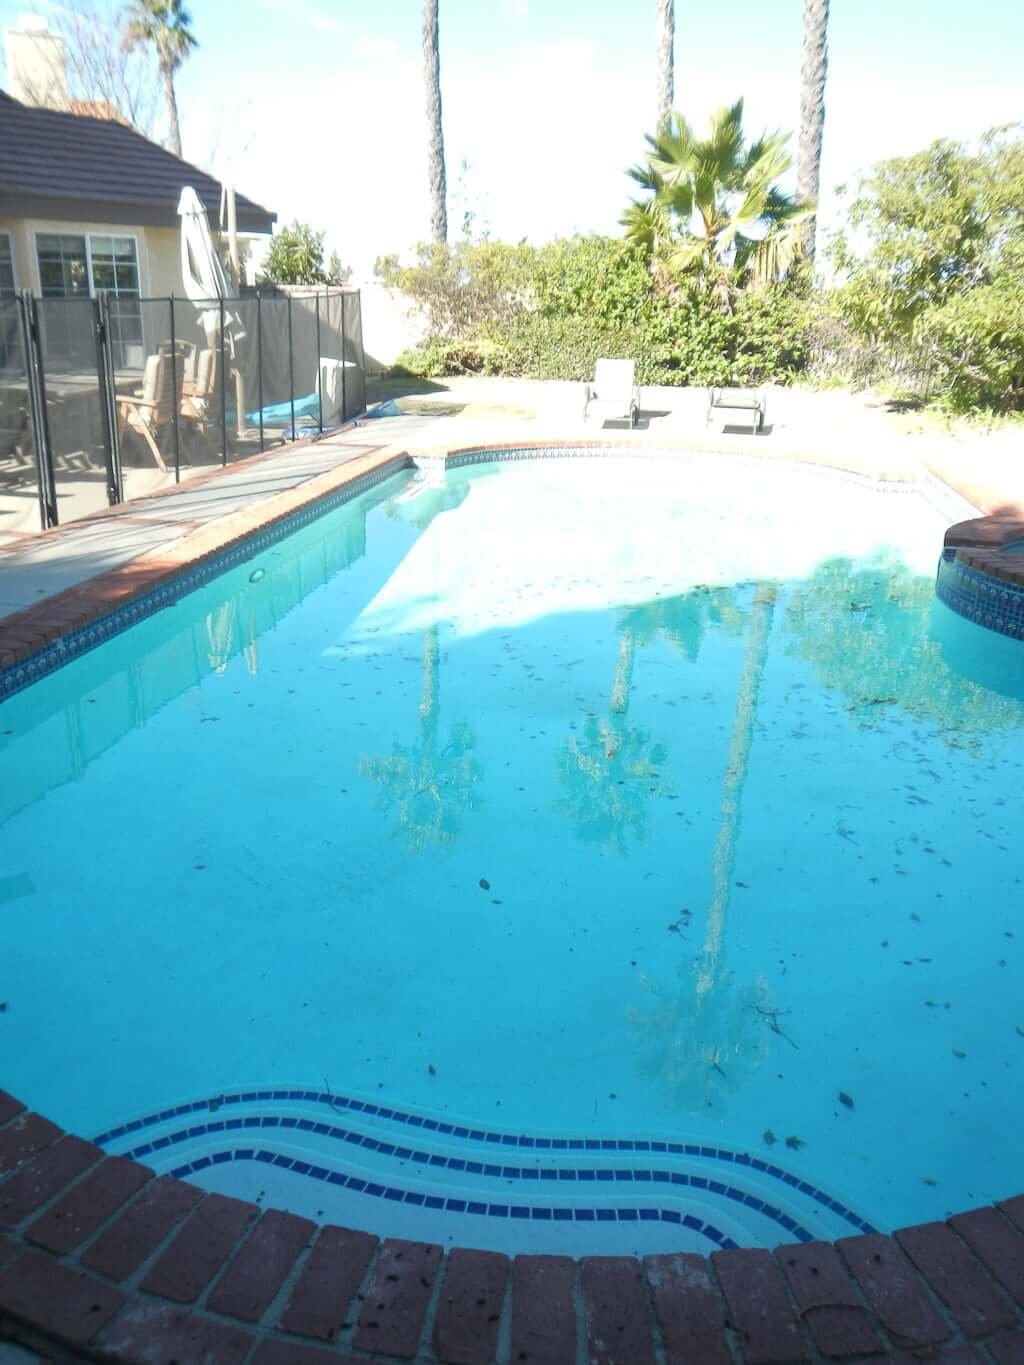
{"left": 0, "top": 91, "right": 275, "bottom": 309}
{"left": 0, "top": 13, "right": 275, "bottom": 326}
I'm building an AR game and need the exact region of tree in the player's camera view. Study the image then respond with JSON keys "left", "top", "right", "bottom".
{"left": 14, "top": 2, "right": 161, "bottom": 136}
{"left": 833, "top": 132, "right": 1022, "bottom": 342}
{"left": 655, "top": 0, "right": 675, "bottom": 139}
{"left": 123, "top": 0, "right": 196, "bottom": 158}
{"left": 796, "top": 0, "right": 829, "bottom": 263}
{"left": 261, "top": 223, "right": 350, "bottom": 286}
{"left": 624, "top": 100, "right": 811, "bottom": 304}
{"left": 422, "top": 0, "right": 448, "bottom": 243}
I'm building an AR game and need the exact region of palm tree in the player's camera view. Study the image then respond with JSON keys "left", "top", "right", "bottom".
{"left": 123, "top": 0, "right": 196, "bottom": 158}
{"left": 422, "top": 0, "right": 448, "bottom": 244}
{"left": 655, "top": 0, "right": 675, "bottom": 138}
{"left": 796, "top": 0, "right": 830, "bottom": 262}
{"left": 623, "top": 100, "right": 811, "bottom": 302}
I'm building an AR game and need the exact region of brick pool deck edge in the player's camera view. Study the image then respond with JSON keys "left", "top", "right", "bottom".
{"left": 2, "top": 438, "right": 1022, "bottom": 1362}
{"left": 1, "top": 1091, "right": 1023, "bottom": 1363}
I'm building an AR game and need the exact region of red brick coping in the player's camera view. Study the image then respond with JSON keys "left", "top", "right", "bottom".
{"left": 0, "top": 1092, "right": 1023, "bottom": 1363}
{"left": 0, "top": 436, "right": 392, "bottom": 673}
{"left": 944, "top": 513, "right": 1024, "bottom": 586}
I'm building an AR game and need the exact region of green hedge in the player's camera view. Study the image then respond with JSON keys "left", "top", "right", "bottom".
{"left": 386, "top": 235, "right": 813, "bottom": 387}
{"left": 396, "top": 298, "right": 810, "bottom": 386}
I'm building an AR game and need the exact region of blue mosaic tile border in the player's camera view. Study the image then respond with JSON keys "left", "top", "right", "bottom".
{"left": 162, "top": 1145, "right": 743, "bottom": 1250}
{"left": 0, "top": 456, "right": 412, "bottom": 704}
{"left": 94, "top": 1089, "right": 875, "bottom": 1238}
{"left": 116, "top": 1115, "right": 810, "bottom": 1246}
{"left": 439, "top": 444, "right": 919, "bottom": 499}
{"left": 936, "top": 553, "right": 1024, "bottom": 641}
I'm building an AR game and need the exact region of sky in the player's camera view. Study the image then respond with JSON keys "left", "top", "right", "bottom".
{"left": 2, "top": 0, "right": 1023, "bottom": 279}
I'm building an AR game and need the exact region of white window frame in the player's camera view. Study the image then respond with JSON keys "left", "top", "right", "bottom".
{"left": 0, "top": 231, "right": 17, "bottom": 297}
{"left": 32, "top": 229, "right": 142, "bottom": 299}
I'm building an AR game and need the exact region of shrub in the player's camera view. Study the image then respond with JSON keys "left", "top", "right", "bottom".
{"left": 917, "top": 282, "right": 1024, "bottom": 412}
{"left": 384, "top": 234, "right": 813, "bottom": 387}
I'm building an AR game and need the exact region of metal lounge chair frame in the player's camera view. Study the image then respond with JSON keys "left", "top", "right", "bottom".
{"left": 706, "top": 387, "right": 766, "bottom": 435}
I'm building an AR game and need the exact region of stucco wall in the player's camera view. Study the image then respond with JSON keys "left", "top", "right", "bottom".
{"left": 142, "top": 226, "right": 182, "bottom": 296}
{"left": 0, "top": 217, "right": 34, "bottom": 293}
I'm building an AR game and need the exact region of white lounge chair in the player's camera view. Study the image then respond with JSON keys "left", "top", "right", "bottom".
{"left": 583, "top": 359, "right": 640, "bottom": 427}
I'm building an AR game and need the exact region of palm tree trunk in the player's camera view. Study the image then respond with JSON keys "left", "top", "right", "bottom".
{"left": 422, "top": 0, "right": 448, "bottom": 244}
{"left": 162, "top": 60, "right": 182, "bottom": 158}
{"left": 655, "top": 0, "right": 675, "bottom": 138}
{"left": 797, "top": 0, "right": 829, "bottom": 262}
{"left": 610, "top": 628, "right": 636, "bottom": 715}
{"left": 420, "top": 624, "right": 440, "bottom": 721}
{"left": 696, "top": 585, "right": 775, "bottom": 997}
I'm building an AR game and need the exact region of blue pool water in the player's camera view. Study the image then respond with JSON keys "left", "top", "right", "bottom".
{"left": 1, "top": 452, "right": 1022, "bottom": 1254}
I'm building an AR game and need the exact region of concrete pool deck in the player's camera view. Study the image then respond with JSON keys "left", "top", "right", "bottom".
{"left": 0, "top": 379, "right": 1000, "bottom": 661}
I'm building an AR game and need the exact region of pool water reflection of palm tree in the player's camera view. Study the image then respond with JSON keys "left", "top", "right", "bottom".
{"left": 361, "top": 624, "right": 481, "bottom": 853}
{"left": 362, "top": 479, "right": 480, "bottom": 852}
{"left": 627, "top": 585, "right": 780, "bottom": 1108}
{"left": 557, "top": 587, "right": 744, "bottom": 855}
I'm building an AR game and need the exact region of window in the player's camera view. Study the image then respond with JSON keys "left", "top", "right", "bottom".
{"left": 36, "top": 233, "right": 90, "bottom": 298}
{"left": 35, "top": 232, "right": 143, "bottom": 367}
{"left": 0, "top": 235, "right": 17, "bottom": 370}
{"left": 0, "top": 233, "right": 15, "bottom": 298}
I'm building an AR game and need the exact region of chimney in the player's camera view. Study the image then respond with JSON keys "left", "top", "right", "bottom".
{"left": 4, "top": 14, "right": 69, "bottom": 110}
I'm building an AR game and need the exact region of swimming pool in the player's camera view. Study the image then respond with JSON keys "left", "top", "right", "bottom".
{"left": 2, "top": 450, "right": 1021, "bottom": 1256}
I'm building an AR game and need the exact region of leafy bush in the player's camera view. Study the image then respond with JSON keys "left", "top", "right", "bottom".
{"left": 916, "top": 281, "right": 1024, "bottom": 411}
{"left": 388, "top": 234, "right": 813, "bottom": 387}
{"left": 830, "top": 128, "right": 1024, "bottom": 411}
{"left": 392, "top": 335, "right": 504, "bottom": 378}
{"left": 376, "top": 241, "right": 536, "bottom": 337}
{"left": 261, "top": 222, "right": 348, "bottom": 286}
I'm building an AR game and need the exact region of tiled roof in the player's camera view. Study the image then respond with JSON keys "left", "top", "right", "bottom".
{"left": 0, "top": 90, "right": 275, "bottom": 233}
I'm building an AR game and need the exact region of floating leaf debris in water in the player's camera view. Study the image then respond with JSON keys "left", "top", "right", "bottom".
{"left": 479, "top": 878, "right": 490, "bottom": 891}
{"left": 952, "top": 1049, "right": 967, "bottom": 1059}
{"left": 839, "top": 1091, "right": 854, "bottom": 1109}
{"left": 763, "top": 1130, "right": 777, "bottom": 1146}
{"left": 785, "top": 1136, "right": 806, "bottom": 1150}
{"left": 921, "top": 1176, "right": 937, "bottom": 1187}
{"left": 428, "top": 1064, "right": 436, "bottom": 1076}
{"left": 1017, "top": 1026, "right": 1024, "bottom": 1038}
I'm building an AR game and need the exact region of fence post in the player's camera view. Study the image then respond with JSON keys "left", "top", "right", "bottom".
{"left": 20, "top": 292, "right": 57, "bottom": 529}
{"left": 169, "top": 296, "right": 181, "bottom": 484}
{"left": 340, "top": 292, "right": 348, "bottom": 421}
{"left": 315, "top": 291, "right": 323, "bottom": 435}
{"left": 256, "top": 291, "right": 265, "bottom": 453}
{"left": 287, "top": 293, "right": 296, "bottom": 440}
{"left": 219, "top": 296, "right": 227, "bottom": 466}
{"left": 94, "top": 293, "right": 122, "bottom": 506}
{"left": 355, "top": 289, "right": 366, "bottom": 415}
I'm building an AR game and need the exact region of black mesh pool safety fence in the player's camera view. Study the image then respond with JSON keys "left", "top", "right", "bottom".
{"left": 0, "top": 287, "right": 366, "bottom": 532}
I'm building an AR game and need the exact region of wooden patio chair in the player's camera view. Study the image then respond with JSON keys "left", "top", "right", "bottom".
{"left": 181, "top": 347, "right": 216, "bottom": 430}
{"left": 117, "top": 343, "right": 186, "bottom": 472}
